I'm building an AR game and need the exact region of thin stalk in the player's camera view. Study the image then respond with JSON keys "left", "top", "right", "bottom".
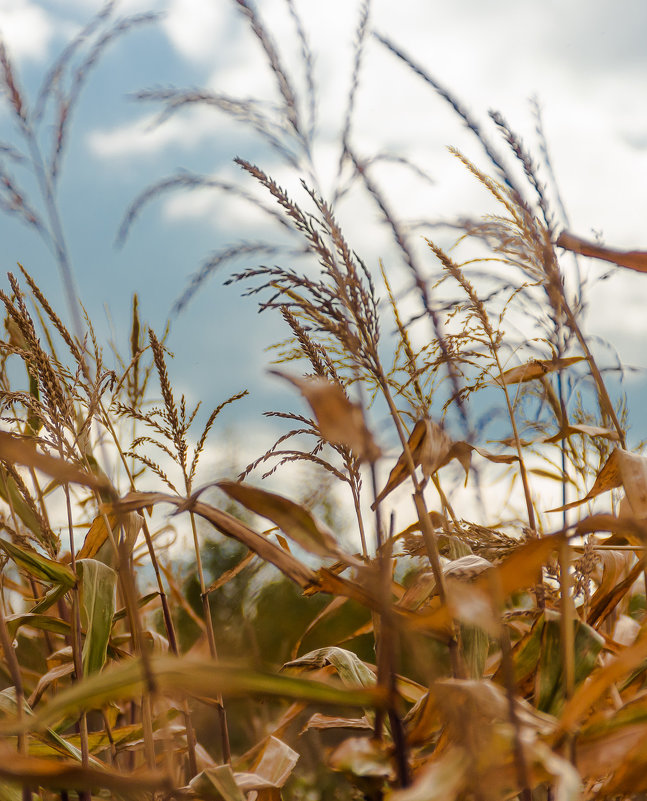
{"left": 491, "top": 348, "right": 536, "bottom": 533}
{"left": 62, "top": 483, "right": 91, "bottom": 801}
{"left": 0, "top": 588, "right": 31, "bottom": 801}
{"left": 114, "top": 532, "right": 159, "bottom": 772}
{"left": 563, "top": 304, "right": 626, "bottom": 448}
{"left": 369, "top": 482, "right": 410, "bottom": 787}
{"left": 377, "top": 375, "right": 462, "bottom": 677}
{"left": 489, "top": 570, "right": 533, "bottom": 801}
{"left": 350, "top": 478, "right": 369, "bottom": 559}
{"left": 98, "top": 404, "right": 179, "bottom": 654}
{"left": 97, "top": 509, "right": 161, "bottom": 772}
{"left": 188, "top": 509, "right": 231, "bottom": 764}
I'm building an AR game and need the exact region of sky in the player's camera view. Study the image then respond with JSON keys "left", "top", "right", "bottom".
{"left": 0, "top": 0, "right": 646, "bottom": 518}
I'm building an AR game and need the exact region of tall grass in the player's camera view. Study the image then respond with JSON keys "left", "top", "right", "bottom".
{"left": 0, "top": 2, "right": 645, "bottom": 800}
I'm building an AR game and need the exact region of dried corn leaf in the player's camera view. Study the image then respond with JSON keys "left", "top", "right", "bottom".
{"left": 372, "top": 419, "right": 451, "bottom": 508}
{"left": 283, "top": 647, "right": 375, "bottom": 688}
{"left": 557, "top": 231, "right": 647, "bottom": 274}
{"left": 271, "top": 371, "right": 380, "bottom": 461}
{"left": 328, "top": 736, "right": 394, "bottom": 779}
{"left": 0, "top": 431, "right": 111, "bottom": 493}
{"left": 0, "top": 745, "right": 166, "bottom": 792}
{"left": 389, "top": 748, "right": 467, "bottom": 801}
{"left": 557, "top": 633, "right": 647, "bottom": 735}
{"left": 543, "top": 423, "right": 620, "bottom": 443}
{"left": 496, "top": 356, "right": 584, "bottom": 385}
{"left": 190, "top": 765, "right": 246, "bottom": 801}
{"left": 300, "top": 713, "right": 372, "bottom": 733}
{"left": 217, "top": 480, "right": 356, "bottom": 563}
{"left": 401, "top": 534, "right": 562, "bottom": 637}
{"left": 112, "top": 492, "right": 316, "bottom": 588}
{"left": 587, "top": 559, "right": 644, "bottom": 630}
{"left": 77, "top": 514, "right": 116, "bottom": 561}
{"left": 548, "top": 448, "right": 647, "bottom": 514}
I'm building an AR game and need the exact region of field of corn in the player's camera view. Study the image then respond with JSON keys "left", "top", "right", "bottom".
{"left": 1, "top": 2, "right": 647, "bottom": 800}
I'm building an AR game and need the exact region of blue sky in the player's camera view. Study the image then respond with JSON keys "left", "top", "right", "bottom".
{"left": 1, "top": 0, "right": 646, "bottom": 459}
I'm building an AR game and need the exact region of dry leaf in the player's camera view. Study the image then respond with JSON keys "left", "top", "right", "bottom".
{"left": 271, "top": 371, "right": 381, "bottom": 461}
{"left": 0, "top": 431, "right": 111, "bottom": 492}
{"left": 372, "top": 419, "right": 451, "bottom": 508}
{"left": 217, "top": 480, "right": 357, "bottom": 563}
{"left": 496, "top": 356, "right": 584, "bottom": 386}
{"left": 557, "top": 231, "right": 647, "bottom": 274}
{"left": 548, "top": 448, "right": 647, "bottom": 514}
{"left": 113, "top": 492, "right": 317, "bottom": 588}
{"left": 543, "top": 423, "right": 620, "bottom": 444}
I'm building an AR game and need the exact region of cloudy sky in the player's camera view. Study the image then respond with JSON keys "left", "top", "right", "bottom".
{"left": 1, "top": 0, "right": 646, "bottom": 465}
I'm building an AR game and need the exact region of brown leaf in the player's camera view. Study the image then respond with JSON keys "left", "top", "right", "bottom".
{"left": 400, "top": 534, "right": 562, "bottom": 637}
{"left": 300, "top": 713, "right": 372, "bottom": 733}
{"left": 0, "top": 431, "right": 112, "bottom": 493}
{"left": 548, "top": 448, "right": 647, "bottom": 514}
{"left": 587, "top": 559, "right": 644, "bottom": 629}
{"left": 0, "top": 745, "right": 167, "bottom": 791}
{"left": 543, "top": 423, "right": 620, "bottom": 444}
{"left": 557, "top": 231, "right": 647, "bottom": 274}
{"left": 547, "top": 448, "right": 623, "bottom": 512}
{"left": 112, "top": 492, "right": 317, "bottom": 588}
{"left": 557, "top": 633, "right": 647, "bottom": 735}
{"left": 372, "top": 419, "right": 451, "bottom": 508}
{"left": 496, "top": 356, "right": 584, "bottom": 385}
{"left": 574, "top": 513, "right": 647, "bottom": 544}
{"left": 271, "top": 371, "right": 381, "bottom": 461}
{"left": 78, "top": 514, "right": 117, "bottom": 560}
{"left": 217, "top": 480, "right": 357, "bottom": 563}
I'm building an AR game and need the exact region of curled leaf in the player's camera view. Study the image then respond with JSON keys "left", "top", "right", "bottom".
{"left": 0, "top": 431, "right": 112, "bottom": 493}
{"left": 373, "top": 419, "right": 451, "bottom": 508}
{"left": 557, "top": 231, "right": 647, "bottom": 274}
{"left": 271, "top": 371, "right": 381, "bottom": 461}
{"left": 548, "top": 448, "right": 647, "bottom": 514}
{"left": 495, "top": 356, "right": 584, "bottom": 385}
{"left": 217, "top": 480, "right": 357, "bottom": 563}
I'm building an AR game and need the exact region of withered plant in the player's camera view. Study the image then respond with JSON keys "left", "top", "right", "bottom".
{"left": 0, "top": 2, "right": 645, "bottom": 801}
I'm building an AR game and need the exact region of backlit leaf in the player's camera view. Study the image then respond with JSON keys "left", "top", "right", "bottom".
{"left": 217, "top": 480, "right": 356, "bottom": 562}
{"left": 77, "top": 558, "right": 117, "bottom": 675}
{"left": 1, "top": 655, "right": 388, "bottom": 734}
{"left": 112, "top": 492, "right": 317, "bottom": 588}
{"left": 548, "top": 448, "right": 647, "bottom": 513}
{"left": 557, "top": 231, "right": 647, "bottom": 274}
{"left": 271, "top": 371, "right": 381, "bottom": 461}
{"left": 0, "top": 539, "right": 75, "bottom": 587}
{"left": 496, "top": 356, "right": 584, "bottom": 385}
{"left": 373, "top": 419, "right": 451, "bottom": 508}
{"left": 0, "top": 431, "right": 112, "bottom": 492}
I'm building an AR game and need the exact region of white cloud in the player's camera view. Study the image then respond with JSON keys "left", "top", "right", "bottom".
{"left": 87, "top": 107, "right": 224, "bottom": 158}
{"left": 162, "top": 0, "right": 227, "bottom": 65}
{"left": 0, "top": 1, "right": 53, "bottom": 62}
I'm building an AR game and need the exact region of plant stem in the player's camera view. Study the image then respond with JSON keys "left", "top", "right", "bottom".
{"left": 188, "top": 509, "right": 231, "bottom": 764}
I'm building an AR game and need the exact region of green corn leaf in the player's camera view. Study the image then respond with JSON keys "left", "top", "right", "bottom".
{"left": 0, "top": 655, "right": 388, "bottom": 735}
{"left": 77, "top": 558, "right": 117, "bottom": 676}
{"left": 0, "top": 539, "right": 75, "bottom": 588}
